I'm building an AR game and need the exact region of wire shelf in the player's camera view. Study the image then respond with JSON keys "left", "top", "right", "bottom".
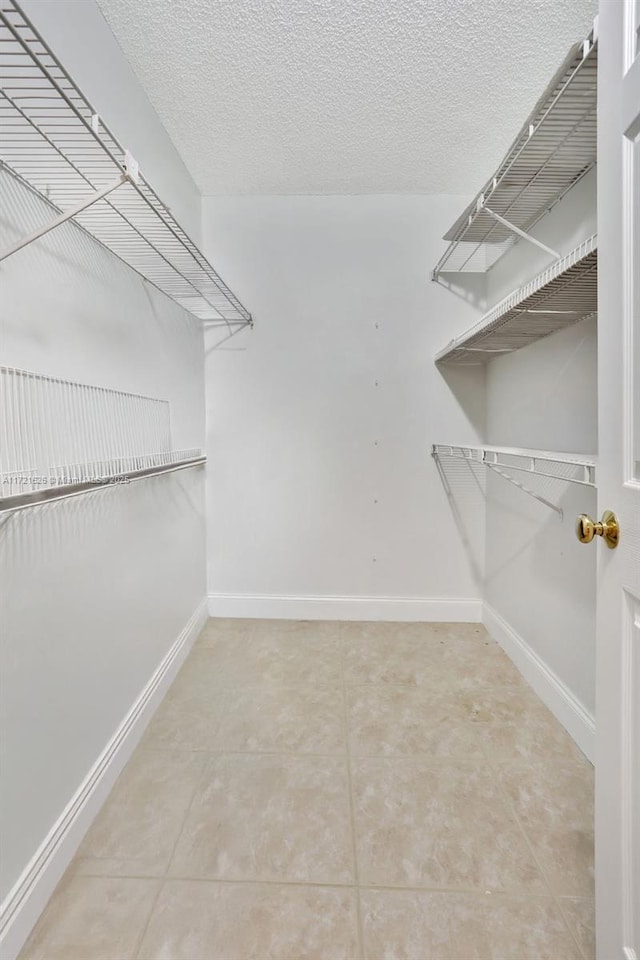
{"left": 435, "top": 234, "right": 597, "bottom": 364}
{"left": 0, "top": 0, "right": 251, "bottom": 326}
{"left": 0, "top": 366, "right": 205, "bottom": 512}
{"left": 432, "top": 29, "right": 598, "bottom": 276}
{"left": 432, "top": 443, "right": 596, "bottom": 517}
{"left": 432, "top": 444, "right": 596, "bottom": 483}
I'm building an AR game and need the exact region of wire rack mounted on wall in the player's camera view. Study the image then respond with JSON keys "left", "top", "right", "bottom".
{"left": 435, "top": 234, "right": 598, "bottom": 364}
{"left": 432, "top": 443, "right": 596, "bottom": 519}
{"left": 0, "top": 366, "right": 205, "bottom": 513}
{"left": 0, "top": 0, "right": 252, "bottom": 327}
{"left": 432, "top": 27, "right": 598, "bottom": 278}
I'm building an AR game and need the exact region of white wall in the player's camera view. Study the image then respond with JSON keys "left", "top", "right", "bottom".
{"left": 0, "top": 8, "right": 207, "bottom": 954}
{"left": 0, "top": 169, "right": 207, "bottom": 951}
{"left": 202, "top": 195, "right": 486, "bottom": 618}
{"left": 200, "top": 180, "right": 598, "bottom": 753}
{"left": 483, "top": 170, "right": 598, "bottom": 747}
{"left": 20, "top": 0, "right": 202, "bottom": 242}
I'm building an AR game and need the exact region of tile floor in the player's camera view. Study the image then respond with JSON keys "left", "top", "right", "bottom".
{"left": 19, "top": 619, "right": 595, "bottom": 960}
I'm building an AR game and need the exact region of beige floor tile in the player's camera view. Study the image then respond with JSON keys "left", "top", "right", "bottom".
{"left": 196, "top": 617, "right": 258, "bottom": 647}
{"left": 478, "top": 712, "right": 586, "bottom": 767}
{"left": 560, "top": 898, "right": 596, "bottom": 960}
{"left": 185, "top": 629, "right": 342, "bottom": 686}
{"left": 75, "top": 749, "right": 204, "bottom": 877}
{"left": 137, "top": 880, "right": 360, "bottom": 959}
{"left": 213, "top": 682, "right": 346, "bottom": 753}
{"left": 165, "top": 647, "right": 237, "bottom": 692}
{"left": 459, "top": 686, "right": 584, "bottom": 766}
{"left": 141, "top": 681, "right": 226, "bottom": 751}
{"left": 352, "top": 758, "right": 546, "bottom": 891}
{"left": 499, "top": 760, "right": 594, "bottom": 898}
{"left": 169, "top": 753, "right": 355, "bottom": 883}
{"left": 456, "top": 685, "right": 552, "bottom": 724}
{"left": 343, "top": 625, "right": 524, "bottom": 690}
{"left": 200, "top": 617, "right": 340, "bottom": 641}
{"left": 347, "top": 685, "right": 484, "bottom": 759}
{"left": 247, "top": 618, "right": 343, "bottom": 640}
{"left": 452, "top": 680, "right": 587, "bottom": 766}
{"left": 338, "top": 621, "right": 485, "bottom": 643}
{"left": 19, "top": 875, "right": 159, "bottom": 960}
{"left": 360, "top": 889, "right": 582, "bottom": 960}
{"left": 498, "top": 760, "right": 594, "bottom": 897}
{"left": 18, "top": 620, "right": 595, "bottom": 958}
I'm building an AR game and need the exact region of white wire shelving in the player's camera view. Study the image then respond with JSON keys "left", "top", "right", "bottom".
{"left": 0, "top": 366, "right": 205, "bottom": 513}
{"left": 432, "top": 28, "right": 598, "bottom": 278}
{"left": 435, "top": 234, "right": 598, "bottom": 364}
{"left": 0, "top": 0, "right": 251, "bottom": 327}
{"left": 432, "top": 443, "right": 596, "bottom": 518}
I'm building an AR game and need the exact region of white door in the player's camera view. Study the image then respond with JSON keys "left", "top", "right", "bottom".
{"left": 595, "top": 0, "right": 640, "bottom": 956}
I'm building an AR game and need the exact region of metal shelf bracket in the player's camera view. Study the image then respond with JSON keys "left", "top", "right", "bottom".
{"left": 0, "top": 173, "right": 128, "bottom": 263}
{"left": 123, "top": 150, "right": 140, "bottom": 183}
{"left": 484, "top": 208, "right": 560, "bottom": 260}
{"left": 432, "top": 443, "right": 597, "bottom": 519}
{"left": 483, "top": 461, "right": 563, "bottom": 518}
{"left": 0, "top": 146, "right": 142, "bottom": 262}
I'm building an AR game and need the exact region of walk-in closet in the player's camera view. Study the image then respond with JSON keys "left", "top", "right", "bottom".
{"left": 0, "top": 0, "right": 638, "bottom": 957}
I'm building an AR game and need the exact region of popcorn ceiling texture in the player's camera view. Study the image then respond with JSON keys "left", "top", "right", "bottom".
{"left": 95, "top": 0, "right": 597, "bottom": 196}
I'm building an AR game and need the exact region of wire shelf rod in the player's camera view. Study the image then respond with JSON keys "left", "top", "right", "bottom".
{"left": 433, "top": 442, "right": 596, "bottom": 474}
{"left": 0, "top": 0, "right": 252, "bottom": 325}
{"left": 432, "top": 27, "right": 597, "bottom": 277}
{"left": 435, "top": 234, "right": 597, "bottom": 364}
{"left": 0, "top": 365, "right": 203, "bottom": 504}
{"left": 432, "top": 443, "right": 596, "bottom": 484}
{"left": 0, "top": 454, "right": 206, "bottom": 514}
{"left": 432, "top": 443, "right": 596, "bottom": 518}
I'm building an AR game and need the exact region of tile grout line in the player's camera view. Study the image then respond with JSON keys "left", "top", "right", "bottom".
{"left": 340, "top": 636, "right": 366, "bottom": 960}
{"left": 70, "top": 868, "right": 595, "bottom": 899}
{"left": 478, "top": 738, "right": 590, "bottom": 960}
{"left": 131, "top": 715, "right": 221, "bottom": 958}
{"left": 505, "top": 796, "right": 589, "bottom": 960}
{"left": 547, "top": 891, "right": 592, "bottom": 959}
{"left": 129, "top": 879, "right": 163, "bottom": 960}
{"left": 188, "top": 625, "right": 591, "bottom": 958}
{"left": 554, "top": 894, "right": 595, "bottom": 960}
{"left": 136, "top": 744, "right": 501, "bottom": 763}
{"left": 131, "top": 635, "right": 361, "bottom": 954}
{"left": 28, "top": 623, "right": 593, "bottom": 957}
{"left": 173, "top": 674, "right": 530, "bottom": 693}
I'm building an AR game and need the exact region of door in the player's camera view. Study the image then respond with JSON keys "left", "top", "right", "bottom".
{"left": 596, "top": 0, "right": 640, "bottom": 957}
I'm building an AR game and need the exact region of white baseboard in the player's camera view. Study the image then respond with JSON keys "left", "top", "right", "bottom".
{"left": 207, "top": 593, "right": 482, "bottom": 622}
{"left": 0, "top": 597, "right": 208, "bottom": 960}
{"left": 482, "top": 602, "right": 595, "bottom": 763}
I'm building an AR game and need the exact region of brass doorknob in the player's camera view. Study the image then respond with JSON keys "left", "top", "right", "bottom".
{"left": 575, "top": 510, "right": 620, "bottom": 549}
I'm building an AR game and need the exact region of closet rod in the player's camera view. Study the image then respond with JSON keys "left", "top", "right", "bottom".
{"left": 432, "top": 443, "right": 596, "bottom": 518}
{"left": 0, "top": 455, "right": 206, "bottom": 515}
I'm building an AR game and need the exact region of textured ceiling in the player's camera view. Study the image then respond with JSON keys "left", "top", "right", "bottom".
{"left": 95, "top": 0, "right": 598, "bottom": 196}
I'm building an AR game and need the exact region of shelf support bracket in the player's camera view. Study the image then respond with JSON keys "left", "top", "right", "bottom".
{"left": 484, "top": 208, "right": 561, "bottom": 259}
{"left": 0, "top": 173, "right": 128, "bottom": 263}
{"left": 485, "top": 461, "right": 563, "bottom": 518}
